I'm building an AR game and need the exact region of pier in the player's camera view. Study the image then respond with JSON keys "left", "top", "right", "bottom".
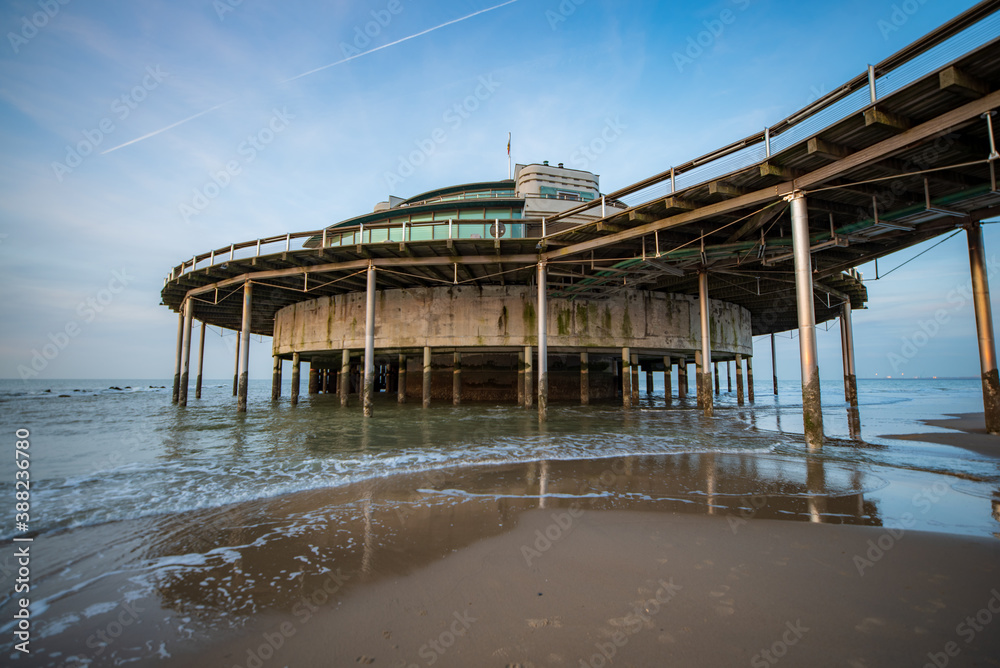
{"left": 162, "top": 1, "right": 1000, "bottom": 446}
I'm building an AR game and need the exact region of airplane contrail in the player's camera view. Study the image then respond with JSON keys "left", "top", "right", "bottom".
{"left": 280, "top": 0, "right": 518, "bottom": 83}
{"left": 101, "top": 101, "right": 232, "bottom": 155}
{"left": 99, "top": 0, "right": 518, "bottom": 155}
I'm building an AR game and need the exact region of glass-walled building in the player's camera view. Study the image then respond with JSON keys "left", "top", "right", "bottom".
{"left": 307, "top": 162, "right": 607, "bottom": 249}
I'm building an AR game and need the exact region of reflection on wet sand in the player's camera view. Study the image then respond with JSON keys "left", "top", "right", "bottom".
{"left": 141, "top": 453, "right": 884, "bottom": 625}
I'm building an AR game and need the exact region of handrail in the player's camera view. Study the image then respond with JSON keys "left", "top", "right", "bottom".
{"left": 541, "top": 0, "right": 1000, "bottom": 229}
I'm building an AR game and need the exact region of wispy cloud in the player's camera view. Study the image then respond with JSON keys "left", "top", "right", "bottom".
{"left": 96, "top": 1, "right": 518, "bottom": 156}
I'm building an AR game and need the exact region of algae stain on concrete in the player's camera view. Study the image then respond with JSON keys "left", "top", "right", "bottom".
{"left": 621, "top": 306, "right": 634, "bottom": 339}
{"left": 576, "top": 304, "right": 590, "bottom": 333}
{"left": 556, "top": 308, "right": 571, "bottom": 337}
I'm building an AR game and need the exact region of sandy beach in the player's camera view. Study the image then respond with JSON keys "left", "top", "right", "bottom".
{"left": 12, "top": 442, "right": 1000, "bottom": 668}
{"left": 883, "top": 411, "right": 1000, "bottom": 459}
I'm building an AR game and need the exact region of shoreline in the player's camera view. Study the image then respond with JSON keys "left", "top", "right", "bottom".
{"left": 881, "top": 411, "right": 1000, "bottom": 459}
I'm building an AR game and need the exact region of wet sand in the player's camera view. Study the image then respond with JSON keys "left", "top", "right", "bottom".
{"left": 9, "top": 451, "right": 1000, "bottom": 667}
{"left": 883, "top": 411, "right": 1000, "bottom": 459}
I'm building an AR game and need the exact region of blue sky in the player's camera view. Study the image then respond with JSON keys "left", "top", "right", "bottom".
{"left": 0, "top": 0, "right": 993, "bottom": 382}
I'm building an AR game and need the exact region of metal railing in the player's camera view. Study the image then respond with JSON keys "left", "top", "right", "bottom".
{"left": 543, "top": 1, "right": 1000, "bottom": 229}
{"left": 164, "top": 218, "right": 529, "bottom": 284}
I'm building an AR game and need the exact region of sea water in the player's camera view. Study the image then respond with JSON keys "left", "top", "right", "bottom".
{"left": 0, "top": 377, "right": 998, "bottom": 665}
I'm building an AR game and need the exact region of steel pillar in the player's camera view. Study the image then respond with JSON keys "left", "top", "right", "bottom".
{"left": 237, "top": 283, "right": 252, "bottom": 413}
{"left": 698, "top": 270, "right": 713, "bottom": 417}
{"left": 524, "top": 345, "right": 533, "bottom": 408}
{"left": 179, "top": 299, "right": 194, "bottom": 407}
{"left": 664, "top": 356, "right": 672, "bottom": 404}
{"left": 291, "top": 353, "right": 300, "bottom": 405}
{"left": 172, "top": 311, "right": 183, "bottom": 403}
{"left": 790, "top": 194, "right": 823, "bottom": 447}
{"left": 736, "top": 353, "right": 745, "bottom": 406}
{"left": 398, "top": 353, "right": 407, "bottom": 404}
{"left": 232, "top": 328, "right": 240, "bottom": 397}
{"left": 271, "top": 355, "right": 281, "bottom": 401}
{"left": 622, "top": 348, "right": 632, "bottom": 408}
{"left": 771, "top": 333, "right": 778, "bottom": 395}
{"left": 422, "top": 346, "right": 432, "bottom": 408}
{"left": 630, "top": 354, "right": 640, "bottom": 404}
{"left": 195, "top": 321, "right": 206, "bottom": 400}
{"left": 538, "top": 262, "right": 548, "bottom": 421}
{"left": 340, "top": 349, "right": 350, "bottom": 407}
{"left": 840, "top": 302, "right": 859, "bottom": 409}
{"left": 517, "top": 350, "right": 525, "bottom": 406}
{"left": 362, "top": 265, "right": 376, "bottom": 417}
{"left": 967, "top": 222, "right": 1000, "bottom": 434}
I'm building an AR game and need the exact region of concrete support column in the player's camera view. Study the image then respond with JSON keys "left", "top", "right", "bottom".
{"left": 453, "top": 351, "right": 462, "bottom": 406}
{"left": 748, "top": 357, "right": 755, "bottom": 403}
{"left": 363, "top": 265, "right": 376, "bottom": 417}
{"left": 517, "top": 350, "right": 525, "bottom": 406}
{"left": 538, "top": 262, "right": 548, "bottom": 421}
{"left": 967, "top": 222, "right": 1000, "bottom": 434}
{"left": 291, "top": 353, "right": 301, "bottom": 405}
{"left": 195, "top": 321, "right": 206, "bottom": 400}
{"left": 646, "top": 366, "right": 654, "bottom": 395}
{"left": 172, "top": 312, "right": 184, "bottom": 404}
{"left": 664, "top": 356, "right": 672, "bottom": 404}
{"left": 678, "top": 359, "right": 687, "bottom": 397}
{"left": 232, "top": 329, "right": 240, "bottom": 397}
{"left": 340, "top": 350, "right": 350, "bottom": 407}
{"left": 580, "top": 351, "right": 589, "bottom": 406}
{"left": 698, "top": 269, "right": 713, "bottom": 417}
{"left": 524, "top": 346, "right": 534, "bottom": 408}
{"left": 179, "top": 299, "right": 194, "bottom": 407}
{"left": 237, "top": 283, "right": 252, "bottom": 413}
{"left": 714, "top": 361, "right": 720, "bottom": 396}
{"left": 727, "top": 361, "right": 732, "bottom": 393}
{"left": 790, "top": 194, "right": 823, "bottom": 448}
{"left": 271, "top": 355, "right": 281, "bottom": 401}
{"left": 736, "top": 353, "right": 745, "bottom": 406}
{"left": 398, "top": 353, "right": 407, "bottom": 404}
{"left": 771, "top": 332, "right": 778, "bottom": 395}
{"left": 622, "top": 348, "right": 632, "bottom": 409}
{"left": 422, "top": 346, "right": 432, "bottom": 408}
{"left": 308, "top": 366, "right": 318, "bottom": 395}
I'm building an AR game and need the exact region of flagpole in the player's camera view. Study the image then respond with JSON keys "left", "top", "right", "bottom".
{"left": 507, "top": 131, "right": 511, "bottom": 180}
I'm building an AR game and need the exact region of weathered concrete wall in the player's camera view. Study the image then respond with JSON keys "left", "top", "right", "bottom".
{"left": 273, "top": 286, "right": 752, "bottom": 356}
